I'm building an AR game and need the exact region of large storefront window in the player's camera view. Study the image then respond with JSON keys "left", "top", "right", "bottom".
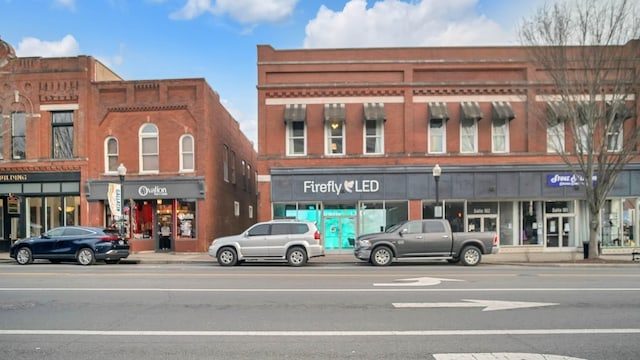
{"left": 602, "top": 198, "right": 638, "bottom": 248}
{"left": 521, "top": 201, "right": 543, "bottom": 245}
{"left": 177, "top": 200, "right": 196, "bottom": 239}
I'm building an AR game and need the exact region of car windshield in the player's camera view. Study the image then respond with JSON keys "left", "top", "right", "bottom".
{"left": 385, "top": 222, "right": 406, "bottom": 233}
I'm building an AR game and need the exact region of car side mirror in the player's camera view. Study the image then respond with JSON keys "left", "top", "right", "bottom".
{"left": 399, "top": 228, "right": 407, "bottom": 236}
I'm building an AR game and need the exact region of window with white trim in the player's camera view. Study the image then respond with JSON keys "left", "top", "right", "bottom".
{"left": 429, "top": 118, "right": 446, "bottom": 153}
{"left": 234, "top": 201, "right": 240, "bottom": 217}
{"left": 287, "top": 121, "right": 306, "bottom": 156}
{"left": 105, "top": 137, "right": 119, "bottom": 173}
{"left": 547, "top": 122, "right": 565, "bottom": 153}
{"left": 460, "top": 118, "right": 477, "bottom": 153}
{"left": 492, "top": 117, "right": 509, "bottom": 153}
{"left": 139, "top": 123, "right": 159, "bottom": 173}
{"left": 179, "top": 134, "right": 195, "bottom": 172}
{"left": 51, "top": 111, "right": 74, "bottom": 159}
{"left": 11, "top": 112, "right": 26, "bottom": 160}
{"left": 606, "top": 123, "right": 623, "bottom": 152}
{"left": 326, "top": 120, "right": 344, "bottom": 155}
{"left": 364, "top": 119, "right": 383, "bottom": 154}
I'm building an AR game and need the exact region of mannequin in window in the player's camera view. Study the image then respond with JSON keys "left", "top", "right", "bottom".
{"left": 160, "top": 222, "right": 171, "bottom": 251}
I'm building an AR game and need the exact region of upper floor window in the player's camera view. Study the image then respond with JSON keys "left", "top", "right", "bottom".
{"left": 11, "top": 112, "right": 26, "bottom": 160}
{"left": 139, "top": 123, "right": 159, "bottom": 173}
{"left": 105, "top": 137, "right": 119, "bottom": 173}
{"left": 0, "top": 118, "right": 4, "bottom": 159}
{"left": 284, "top": 104, "right": 306, "bottom": 156}
{"left": 324, "top": 104, "right": 345, "bottom": 155}
{"left": 428, "top": 102, "right": 449, "bottom": 154}
{"left": 606, "top": 101, "right": 632, "bottom": 152}
{"left": 363, "top": 103, "right": 385, "bottom": 154}
{"left": 491, "top": 102, "right": 514, "bottom": 153}
{"left": 246, "top": 163, "right": 252, "bottom": 193}
{"left": 460, "top": 102, "right": 481, "bottom": 153}
{"left": 180, "top": 134, "right": 195, "bottom": 172}
{"left": 223, "top": 145, "right": 229, "bottom": 182}
{"left": 230, "top": 150, "right": 237, "bottom": 184}
{"left": 241, "top": 160, "right": 246, "bottom": 190}
{"left": 546, "top": 101, "right": 568, "bottom": 153}
{"left": 51, "top": 111, "right": 74, "bottom": 159}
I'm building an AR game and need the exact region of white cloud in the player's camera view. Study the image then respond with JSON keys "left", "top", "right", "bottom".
{"left": 304, "top": 0, "right": 513, "bottom": 48}
{"left": 54, "top": 0, "right": 75, "bottom": 10}
{"left": 15, "top": 35, "right": 80, "bottom": 57}
{"left": 170, "top": 0, "right": 297, "bottom": 24}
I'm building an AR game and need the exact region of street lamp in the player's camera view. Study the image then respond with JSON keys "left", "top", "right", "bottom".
{"left": 117, "top": 163, "right": 127, "bottom": 238}
{"left": 432, "top": 164, "right": 442, "bottom": 218}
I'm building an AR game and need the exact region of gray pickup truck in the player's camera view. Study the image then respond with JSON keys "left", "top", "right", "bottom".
{"left": 353, "top": 219, "right": 499, "bottom": 266}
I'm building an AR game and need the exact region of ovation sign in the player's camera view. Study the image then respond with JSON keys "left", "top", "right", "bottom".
{"left": 303, "top": 180, "right": 380, "bottom": 196}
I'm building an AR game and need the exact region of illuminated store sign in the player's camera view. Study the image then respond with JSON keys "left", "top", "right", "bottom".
{"left": 138, "top": 185, "right": 168, "bottom": 197}
{"left": 547, "top": 173, "right": 597, "bottom": 187}
{"left": 303, "top": 180, "right": 380, "bottom": 196}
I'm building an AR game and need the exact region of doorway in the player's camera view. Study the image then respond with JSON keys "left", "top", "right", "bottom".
{"left": 157, "top": 201, "right": 173, "bottom": 251}
{"left": 323, "top": 216, "right": 356, "bottom": 250}
{"left": 545, "top": 215, "right": 574, "bottom": 248}
{"left": 467, "top": 215, "right": 497, "bottom": 233}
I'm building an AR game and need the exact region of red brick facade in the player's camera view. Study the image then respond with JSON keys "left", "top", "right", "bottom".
{"left": 0, "top": 39, "right": 256, "bottom": 252}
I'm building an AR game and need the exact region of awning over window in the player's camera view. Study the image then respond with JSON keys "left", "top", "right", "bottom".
{"left": 324, "top": 103, "right": 346, "bottom": 123}
{"left": 428, "top": 102, "right": 449, "bottom": 121}
{"left": 460, "top": 101, "right": 482, "bottom": 121}
{"left": 607, "top": 101, "right": 634, "bottom": 122}
{"left": 283, "top": 104, "right": 306, "bottom": 124}
{"left": 492, "top": 101, "right": 515, "bottom": 121}
{"left": 547, "top": 101, "right": 569, "bottom": 124}
{"left": 363, "top": 102, "right": 386, "bottom": 122}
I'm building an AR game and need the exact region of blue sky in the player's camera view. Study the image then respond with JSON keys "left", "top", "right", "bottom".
{"left": 1, "top": 0, "right": 549, "bottom": 147}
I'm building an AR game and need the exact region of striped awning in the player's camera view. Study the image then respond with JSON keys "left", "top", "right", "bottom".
{"left": 492, "top": 101, "right": 515, "bottom": 121}
{"left": 428, "top": 102, "right": 449, "bottom": 121}
{"left": 324, "top": 103, "right": 346, "bottom": 123}
{"left": 460, "top": 101, "right": 482, "bottom": 121}
{"left": 547, "top": 101, "right": 569, "bottom": 124}
{"left": 283, "top": 104, "right": 306, "bottom": 124}
{"left": 363, "top": 103, "right": 386, "bottom": 122}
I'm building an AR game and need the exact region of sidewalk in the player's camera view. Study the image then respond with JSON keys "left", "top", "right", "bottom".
{"left": 1, "top": 250, "right": 637, "bottom": 265}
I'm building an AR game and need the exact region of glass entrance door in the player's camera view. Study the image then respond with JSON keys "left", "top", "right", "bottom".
{"left": 323, "top": 216, "right": 356, "bottom": 250}
{"left": 545, "top": 216, "right": 574, "bottom": 248}
{"left": 467, "top": 216, "right": 497, "bottom": 232}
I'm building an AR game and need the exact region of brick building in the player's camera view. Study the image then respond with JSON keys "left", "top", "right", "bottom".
{"left": 0, "top": 38, "right": 256, "bottom": 252}
{"left": 256, "top": 43, "right": 640, "bottom": 256}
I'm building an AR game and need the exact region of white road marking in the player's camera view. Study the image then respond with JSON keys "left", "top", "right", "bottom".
{"left": 374, "top": 276, "right": 464, "bottom": 286}
{"left": 393, "top": 299, "right": 558, "bottom": 311}
{"left": 1, "top": 287, "right": 640, "bottom": 292}
{"left": 0, "top": 329, "right": 638, "bottom": 336}
{"left": 434, "top": 353, "right": 586, "bottom": 360}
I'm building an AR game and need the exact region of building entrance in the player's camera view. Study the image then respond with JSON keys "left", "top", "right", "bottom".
{"left": 323, "top": 216, "right": 356, "bottom": 250}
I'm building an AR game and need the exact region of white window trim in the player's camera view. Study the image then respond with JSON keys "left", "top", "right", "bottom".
{"left": 460, "top": 118, "right": 478, "bottom": 153}
{"left": 139, "top": 123, "right": 159, "bottom": 174}
{"left": 234, "top": 201, "right": 240, "bottom": 217}
{"left": 491, "top": 117, "right": 510, "bottom": 153}
{"left": 104, "top": 136, "right": 119, "bottom": 174}
{"left": 248, "top": 205, "right": 254, "bottom": 219}
{"left": 325, "top": 121, "right": 345, "bottom": 156}
{"left": 363, "top": 119, "right": 384, "bottom": 155}
{"left": 428, "top": 118, "right": 446, "bottom": 154}
{"left": 286, "top": 121, "right": 307, "bottom": 156}
{"left": 606, "top": 125, "right": 623, "bottom": 152}
{"left": 179, "top": 134, "right": 195, "bottom": 173}
{"left": 547, "top": 122, "right": 565, "bottom": 153}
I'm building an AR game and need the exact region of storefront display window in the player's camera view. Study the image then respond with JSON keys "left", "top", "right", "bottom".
{"left": 603, "top": 198, "right": 638, "bottom": 248}
{"left": 131, "top": 201, "right": 153, "bottom": 239}
{"left": 521, "top": 201, "right": 543, "bottom": 245}
{"left": 177, "top": 200, "right": 196, "bottom": 239}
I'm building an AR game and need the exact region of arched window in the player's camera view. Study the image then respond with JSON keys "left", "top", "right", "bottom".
{"left": 139, "top": 123, "right": 159, "bottom": 173}
{"left": 105, "top": 137, "right": 119, "bottom": 173}
{"left": 180, "top": 134, "right": 195, "bottom": 172}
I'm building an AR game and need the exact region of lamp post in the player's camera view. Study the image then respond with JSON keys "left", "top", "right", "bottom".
{"left": 117, "top": 163, "right": 127, "bottom": 238}
{"left": 432, "top": 164, "right": 442, "bottom": 218}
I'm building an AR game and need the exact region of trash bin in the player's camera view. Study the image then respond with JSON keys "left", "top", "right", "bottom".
{"left": 583, "top": 242, "right": 589, "bottom": 259}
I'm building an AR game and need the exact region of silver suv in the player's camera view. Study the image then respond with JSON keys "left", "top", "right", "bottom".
{"left": 208, "top": 220, "right": 324, "bottom": 266}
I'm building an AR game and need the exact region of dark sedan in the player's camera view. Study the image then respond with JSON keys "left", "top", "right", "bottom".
{"left": 9, "top": 226, "right": 129, "bottom": 265}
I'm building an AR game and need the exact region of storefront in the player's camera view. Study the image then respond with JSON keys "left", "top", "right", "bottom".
{"left": 270, "top": 165, "right": 640, "bottom": 254}
{"left": 0, "top": 172, "right": 81, "bottom": 251}
{"left": 86, "top": 177, "right": 204, "bottom": 252}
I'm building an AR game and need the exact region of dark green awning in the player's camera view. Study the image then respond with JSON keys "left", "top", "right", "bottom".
{"left": 363, "top": 102, "right": 386, "bottom": 122}
{"left": 284, "top": 104, "right": 306, "bottom": 124}
{"left": 428, "top": 102, "right": 449, "bottom": 121}
{"left": 460, "top": 101, "right": 482, "bottom": 121}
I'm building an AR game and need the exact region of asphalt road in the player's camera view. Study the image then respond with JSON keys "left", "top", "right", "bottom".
{"left": 1, "top": 262, "right": 639, "bottom": 360}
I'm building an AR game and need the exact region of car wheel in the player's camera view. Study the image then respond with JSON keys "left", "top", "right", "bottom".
{"left": 371, "top": 246, "right": 393, "bottom": 266}
{"left": 16, "top": 247, "right": 33, "bottom": 265}
{"left": 77, "top": 248, "right": 95, "bottom": 266}
{"left": 287, "top": 247, "right": 308, "bottom": 266}
{"left": 460, "top": 246, "right": 481, "bottom": 266}
{"left": 217, "top": 247, "right": 238, "bottom": 266}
